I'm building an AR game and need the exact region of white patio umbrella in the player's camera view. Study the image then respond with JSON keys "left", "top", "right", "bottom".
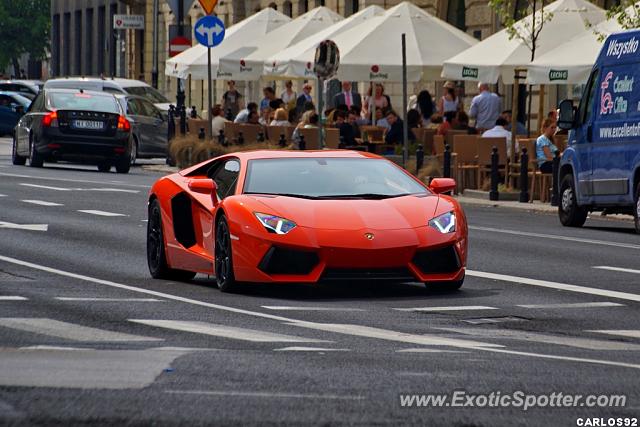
{"left": 526, "top": 13, "right": 633, "bottom": 84}
{"left": 326, "top": 2, "right": 478, "bottom": 83}
{"left": 164, "top": 7, "right": 291, "bottom": 80}
{"left": 263, "top": 5, "right": 385, "bottom": 79}
{"left": 217, "top": 7, "right": 343, "bottom": 81}
{"left": 442, "top": 0, "right": 606, "bottom": 84}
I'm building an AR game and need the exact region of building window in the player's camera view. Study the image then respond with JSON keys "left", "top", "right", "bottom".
{"left": 86, "top": 9, "right": 94, "bottom": 75}
{"left": 268, "top": 2, "right": 277, "bottom": 10}
{"left": 298, "top": 0, "right": 309, "bottom": 13}
{"left": 52, "top": 14, "right": 60, "bottom": 76}
{"left": 74, "top": 10, "right": 82, "bottom": 75}
{"left": 446, "top": 0, "right": 466, "bottom": 31}
{"left": 345, "top": 0, "right": 359, "bottom": 16}
{"left": 283, "top": 1, "right": 292, "bottom": 16}
{"left": 63, "top": 13, "right": 70, "bottom": 76}
{"left": 98, "top": 6, "right": 105, "bottom": 74}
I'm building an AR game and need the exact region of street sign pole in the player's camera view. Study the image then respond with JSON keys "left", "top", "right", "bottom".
{"left": 401, "top": 33, "right": 408, "bottom": 169}
{"left": 176, "top": 0, "right": 185, "bottom": 110}
{"left": 152, "top": 0, "right": 159, "bottom": 88}
{"left": 207, "top": 46, "right": 213, "bottom": 139}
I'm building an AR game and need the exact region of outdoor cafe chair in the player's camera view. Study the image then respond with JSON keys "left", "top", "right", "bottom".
{"left": 477, "top": 137, "right": 508, "bottom": 190}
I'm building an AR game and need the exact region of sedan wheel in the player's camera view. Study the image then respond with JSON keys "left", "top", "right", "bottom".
{"left": 29, "top": 138, "right": 43, "bottom": 168}
{"left": 130, "top": 139, "right": 138, "bottom": 165}
{"left": 215, "top": 215, "right": 237, "bottom": 292}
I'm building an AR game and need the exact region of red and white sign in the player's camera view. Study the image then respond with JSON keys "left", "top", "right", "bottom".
{"left": 113, "top": 14, "right": 144, "bottom": 30}
{"left": 169, "top": 36, "right": 191, "bottom": 57}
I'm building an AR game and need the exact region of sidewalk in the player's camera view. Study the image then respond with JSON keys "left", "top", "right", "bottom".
{"left": 455, "top": 194, "right": 558, "bottom": 213}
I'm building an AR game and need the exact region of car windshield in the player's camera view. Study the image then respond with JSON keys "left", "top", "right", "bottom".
{"left": 49, "top": 92, "right": 120, "bottom": 114}
{"left": 3, "top": 93, "right": 32, "bottom": 108}
{"left": 125, "top": 86, "right": 170, "bottom": 103}
{"left": 243, "top": 158, "right": 428, "bottom": 199}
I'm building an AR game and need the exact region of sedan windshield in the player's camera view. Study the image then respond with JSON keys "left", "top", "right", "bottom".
{"left": 125, "top": 86, "right": 170, "bottom": 103}
{"left": 49, "top": 92, "right": 120, "bottom": 113}
{"left": 244, "top": 158, "right": 428, "bottom": 198}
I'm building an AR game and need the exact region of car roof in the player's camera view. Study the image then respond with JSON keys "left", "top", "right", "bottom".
{"left": 44, "top": 77, "right": 149, "bottom": 88}
{"left": 44, "top": 88, "right": 116, "bottom": 97}
{"left": 234, "top": 150, "right": 382, "bottom": 160}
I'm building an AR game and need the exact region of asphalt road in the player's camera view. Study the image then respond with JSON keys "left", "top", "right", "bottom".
{"left": 0, "top": 137, "right": 639, "bottom": 426}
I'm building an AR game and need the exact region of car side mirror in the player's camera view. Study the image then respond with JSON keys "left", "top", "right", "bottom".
{"left": 188, "top": 178, "right": 218, "bottom": 206}
{"left": 429, "top": 178, "right": 456, "bottom": 194}
{"left": 558, "top": 99, "right": 575, "bottom": 130}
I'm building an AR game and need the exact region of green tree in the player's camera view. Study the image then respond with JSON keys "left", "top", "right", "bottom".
{"left": 590, "top": 1, "right": 640, "bottom": 41}
{"left": 0, "top": 0, "right": 50, "bottom": 77}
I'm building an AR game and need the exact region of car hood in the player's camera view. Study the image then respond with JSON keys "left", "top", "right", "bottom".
{"left": 246, "top": 194, "right": 443, "bottom": 231}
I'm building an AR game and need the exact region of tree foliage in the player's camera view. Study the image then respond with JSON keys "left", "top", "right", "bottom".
{"left": 0, "top": 0, "right": 50, "bottom": 74}
{"left": 604, "top": 0, "right": 640, "bottom": 29}
{"left": 488, "top": 0, "right": 554, "bottom": 61}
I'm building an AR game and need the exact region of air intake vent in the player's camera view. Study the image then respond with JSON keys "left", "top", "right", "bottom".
{"left": 258, "top": 247, "right": 319, "bottom": 275}
{"left": 412, "top": 246, "right": 460, "bottom": 274}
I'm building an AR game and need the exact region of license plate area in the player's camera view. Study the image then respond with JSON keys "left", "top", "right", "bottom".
{"left": 73, "top": 120, "right": 104, "bottom": 130}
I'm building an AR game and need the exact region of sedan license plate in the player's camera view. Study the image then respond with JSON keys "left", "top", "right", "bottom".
{"left": 73, "top": 120, "right": 104, "bottom": 130}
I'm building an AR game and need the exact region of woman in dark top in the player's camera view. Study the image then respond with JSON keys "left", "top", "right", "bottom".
{"left": 417, "top": 90, "right": 434, "bottom": 127}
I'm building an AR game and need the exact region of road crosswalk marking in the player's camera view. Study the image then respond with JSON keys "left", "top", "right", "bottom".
{"left": 394, "top": 306, "right": 498, "bottom": 312}
{"left": 517, "top": 302, "right": 624, "bottom": 309}
{"left": 0, "top": 296, "right": 27, "bottom": 301}
{"left": 129, "top": 319, "right": 330, "bottom": 343}
{"left": 0, "top": 318, "right": 161, "bottom": 342}
{"left": 77, "top": 210, "right": 127, "bottom": 217}
{"left": 587, "top": 330, "right": 640, "bottom": 339}
{"left": 21, "top": 200, "right": 63, "bottom": 206}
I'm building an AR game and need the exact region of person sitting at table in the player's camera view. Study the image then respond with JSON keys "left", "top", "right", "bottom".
{"left": 384, "top": 110, "right": 415, "bottom": 144}
{"left": 536, "top": 118, "right": 559, "bottom": 173}
{"left": 437, "top": 111, "right": 457, "bottom": 136}
{"left": 210, "top": 105, "right": 228, "bottom": 138}
{"left": 234, "top": 102, "right": 258, "bottom": 123}
{"left": 375, "top": 107, "right": 390, "bottom": 130}
{"left": 259, "top": 107, "right": 272, "bottom": 126}
{"left": 407, "top": 109, "right": 421, "bottom": 129}
{"left": 348, "top": 110, "right": 362, "bottom": 140}
{"left": 427, "top": 113, "right": 442, "bottom": 130}
{"left": 269, "top": 108, "right": 290, "bottom": 126}
{"left": 483, "top": 117, "right": 514, "bottom": 158}
{"left": 335, "top": 111, "right": 357, "bottom": 146}
{"left": 453, "top": 111, "right": 476, "bottom": 134}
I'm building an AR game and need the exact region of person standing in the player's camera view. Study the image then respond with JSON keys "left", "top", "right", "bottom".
{"left": 469, "top": 82, "right": 502, "bottom": 133}
{"left": 221, "top": 81, "right": 243, "bottom": 119}
{"left": 295, "top": 83, "right": 313, "bottom": 117}
{"left": 438, "top": 81, "right": 463, "bottom": 114}
{"left": 334, "top": 81, "right": 362, "bottom": 111}
{"left": 280, "top": 81, "right": 297, "bottom": 110}
{"left": 416, "top": 90, "right": 434, "bottom": 127}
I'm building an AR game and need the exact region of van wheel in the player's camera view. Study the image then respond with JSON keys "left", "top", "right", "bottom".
{"left": 558, "top": 173, "right": 588, "bottom": 227}
{"left": 634, "top": 181, "right": 640, "bottom": 235}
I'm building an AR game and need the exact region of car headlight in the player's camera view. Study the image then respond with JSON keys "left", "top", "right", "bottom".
{"left": 254, "top": 213, "right": 297, "bottom": 235}
{"left": 429, "top": 211, "right": 456, "bottom": 233}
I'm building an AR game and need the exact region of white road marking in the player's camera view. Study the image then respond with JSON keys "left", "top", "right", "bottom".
{"left": 129, "top": 319, "right": 329, "bottom": 343}
{"left": 262, "top": 306, "right": 365, "bottom": 312}
{"left": 594, "top": 266, "right": 640, "bottom": 275}
{"left": 21, "top": 200, "right": 63, "bottom": 206}
{"left": 0, "top": 254, "right": 638, "bottom": 370}
{"left": 273, "top": 347, "right": 350, "bottom": 352}
{"left": 0, "top": 194, "right": 6, "bottom": 197}
{"left": 165, "top": 390, "right": 365, "bottom": 400}
{"left": 394, "top": 306, "right": 498, "bottom": 312}
{"left": 20, "top": 183, "right": 71, "bottom": 191}
{"left": 469, "top": 226, "right": 640, "bottom": 250}
{"left": 0, "top": 296, "right": 27, "bottom": 301}
{"left": 396, "top": 348, "right": 468, "bottom": 353}
{"left": 588, "top": 330, "right": 640, "bottom": 339}
{"left": 517, "top": 302, "right": 624, "bottom": 309}
{"left": 286, "top": 322, "right": 502, "bottom": 349}
{"left": 467, "top": 270, "right": 640, "bottom": 303}
{"left": 56, "top": 297, "right": 163, "bottom": 302}
{"left": 77, "top": 210, "right": 127, "bottom": 217}
{"left": 0, "top": 221, "right": 48, "bottom": 231}
{"left": 0, "top": 318, "right": 161, "bottom": 342}
{"left": 1, "top": 172, "right": 148, "bottom": 188}
{"left": 437, "top": 327, "right": 640, "bottom": 351}
{"left": 19, "top": 183, "right": 138, "bottom": 193}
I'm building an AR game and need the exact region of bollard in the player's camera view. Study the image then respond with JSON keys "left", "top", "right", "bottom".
{"left": 218, "top": 129, "right": 227, "bottom": 147}
{"left": 519, "top": 147, "right": 529, "bottom": 203}
{"left": 416, "top": 144, "right": 424, "bottom": 175}
{"left": 443, "top": 144, "right": 451, "bottom": 178}
{"left": 190, "top": 106, "right": 198, "bottom": 118}
{"left": 257, "top": 131, "right": 265, "bottom": 143}
{"left": 299, "top": 135, "right": 306, "bottom": 150}
{"left": 237, "top": 131, "right": 244, "bottom": 145}
{"left": 179, "top": 105, "right": 187, "bottom": 135}
{"left": 167, "top": 105, "right": 176, "bottom": 140}
{"left": 225, "top": 108, "right": 233, "bottom": 121}
{"left": 278, "top": 134, "right": 286, "bottom": 147}
{"left": 489, "top": 146, "right": 499, "bottom": 201}
{"left": 551, "top": 150, "right": 560, "bottom": 206}
{"left": 198, "top": 128, "right": 205, "bottom": 140}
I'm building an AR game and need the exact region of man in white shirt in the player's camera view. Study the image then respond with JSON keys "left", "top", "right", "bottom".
{"left": 210, "top": 105, "right": 228, "bottom": 138}
{"left": 470, "top": 82, "right": 502, "bottom": 132}
{"left": 482, "top": 117, "right": 516, "bottom": 158}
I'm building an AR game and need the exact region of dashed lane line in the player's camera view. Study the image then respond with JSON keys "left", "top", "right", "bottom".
{"left": 262, "top": 306, "right": 366, "bottom": 312}
{"left": 469, "top": 226, "right": 640, "bottom": 250}
{"left": 165, "top": 390, "right": 365, "bottom": 400}
{"left": 0, "top": 172, "right": 149, "bottom": 188}
{"left": 20, "top": 183, "right": 139, "bottom": 193}
{"left": 273, "top": 347, "right": 350, "bottom": 352}
{"left": 588, "top": 330, "right": 640, "bottom": 339}
{"left": 56, "top": 297, "right": 163, "bottom": 302}
{"left": 21, "top": 200, "right": 64, "bottom": 207}
{"left": 593, "top": 266, "right": 640, "bottom": 275}
{"left": 77, "top": 210, "right": 127, "bottom": 217}
{"left": 517, "top": 302, "right": 624, "bottom": 309}
{"left": 0, "top": 296, "right": 27, "bottom": 301}
{"left": 466, "top": 270, "right": 640, "bottom": 303}
{"left": 393, "top": 306, "right": 498, "bottom": 312}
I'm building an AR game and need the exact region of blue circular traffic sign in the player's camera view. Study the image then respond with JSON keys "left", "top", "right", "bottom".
{"left": 194, "top": 15, "right": 225, "bottom": 48}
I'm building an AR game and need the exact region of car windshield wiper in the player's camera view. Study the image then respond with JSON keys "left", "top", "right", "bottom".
{"left": 315, "top": 193, "right": 412, "bottom": 200}
{"left": 244, "top": 192, "right": 320, "bottom": 200}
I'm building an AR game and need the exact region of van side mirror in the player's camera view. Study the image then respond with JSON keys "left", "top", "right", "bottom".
{"left": 558, "top": 99, "right": 575, "bottom": 130}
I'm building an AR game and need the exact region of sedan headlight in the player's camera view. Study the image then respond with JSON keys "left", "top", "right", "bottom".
{"left": 429, "top": 211, "right": 456, "bottom": 233}
{"left": 254, "top": 213, "right": 297, "bottom": 235}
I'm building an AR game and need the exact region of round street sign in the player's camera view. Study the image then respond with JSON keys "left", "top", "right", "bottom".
{"left": 169, "top": 36, "right": 191, "bottom": 57}
{"left": 194, "top": 15, "right": 225, "bottom": 48}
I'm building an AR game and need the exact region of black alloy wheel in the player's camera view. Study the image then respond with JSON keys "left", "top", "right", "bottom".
{"left": 634, "top": 181, "right": 640, "bottom": 234}
{"left": 558, "top": 173, "right": 588, "bottom": 227}
{"left": 215, "top": 215, "right": 236, "bottom": 292}
{"left": 147, "top": 199, "right": 196, "bottom": 281}
{"left": 29, "top": 137, "right": 43, "bottom": 168}
{"left": 130, "top": 138, "right": 138, "bottom": 165}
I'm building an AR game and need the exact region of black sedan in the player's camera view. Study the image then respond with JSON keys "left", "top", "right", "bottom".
{"left": 12, "top": 89, "right": 132, "bottom": 173}
{"left": 115, "top": 94, "right": 168, "bottom": 165}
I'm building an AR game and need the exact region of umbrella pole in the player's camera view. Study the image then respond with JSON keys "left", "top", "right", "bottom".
{"left": 401, "top": 33, "right": 408, "bottom": 169}
{"left": 538, "top": 84, "right": 545, "bottom": 133}
{"left": 318, "top": 77, "right": 324, "bottom": 148}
